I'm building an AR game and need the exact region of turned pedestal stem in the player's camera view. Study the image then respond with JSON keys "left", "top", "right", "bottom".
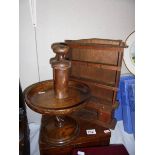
{"left": 50, "top": 43, "right": 71, "bottom": 99}
{"left": 50, "top": 43, "right": 71, "bottom": 130}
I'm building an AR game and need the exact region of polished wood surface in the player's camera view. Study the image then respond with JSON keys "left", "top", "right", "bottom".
{"left": 72, "top": 144, "right": 129, "bottom": 155}
{"left": 41, "top": 115, "right": 79, "bottom": 146}
{"left": 40, "top": 115, "right": 111, "bottom": 155}
{"left": 23, "top": 39, "right": 125, "bottom": 154}
{"left": 70, "top": 60, "right": 118, "bottom": 86}
{"left": 24, "top": 80, "right": 90, "bottom": 115}
{"left": 50, "top": 43, "right": 70, "bottom": 99}
{"left": 66, "top": 38, "right": 126, "bottom": 128}
{"left": 72, "top": 108, "right": 116, "bottom": 129}
{"left": 24, "top": 43, "right": 91, "bottom": 145}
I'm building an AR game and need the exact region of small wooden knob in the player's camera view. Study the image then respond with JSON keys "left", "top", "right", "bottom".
{"left": 51, "top": 43, "right": 69, "bottom": 61}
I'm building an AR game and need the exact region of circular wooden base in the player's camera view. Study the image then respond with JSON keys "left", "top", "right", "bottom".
{"left": 42, "top": 116, "right": 79, "bottom": 146}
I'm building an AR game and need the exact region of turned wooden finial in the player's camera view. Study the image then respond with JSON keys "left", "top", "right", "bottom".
{"left": 52, "top": 43, "right": 69, "bottom": 61}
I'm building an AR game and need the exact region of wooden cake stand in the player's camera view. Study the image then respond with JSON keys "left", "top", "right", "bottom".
{"left": 24, "top": 43, "right": 90, "bottom": 146}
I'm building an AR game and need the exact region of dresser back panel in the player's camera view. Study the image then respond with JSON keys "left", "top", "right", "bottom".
{"left": 66, "top": 39, "right": 125, "bottom": 105}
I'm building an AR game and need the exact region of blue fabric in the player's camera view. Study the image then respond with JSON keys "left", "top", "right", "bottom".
{"left": 114, "top": 75, "right": 135, "bottom": 135}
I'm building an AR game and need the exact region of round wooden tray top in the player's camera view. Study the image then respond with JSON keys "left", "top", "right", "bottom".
{"left": 24, "top": 80, "right": 90, "bottom": 115}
